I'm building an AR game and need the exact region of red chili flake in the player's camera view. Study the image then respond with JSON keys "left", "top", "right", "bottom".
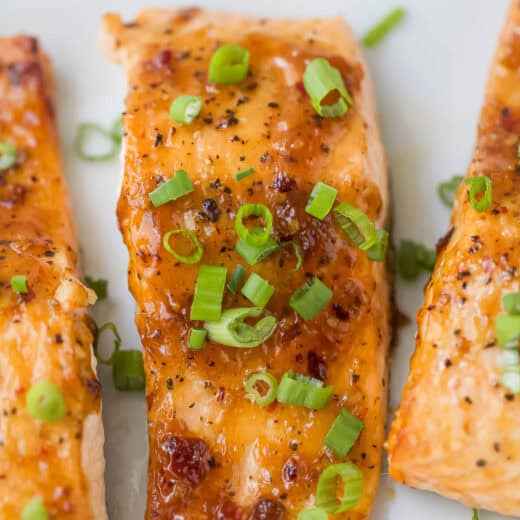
{"left": 247, "top": 499, "right": 285, "bottom": 520}
{"left": 282, "top": 459, "right": 297, "bottom": 483}
{"left": 270, "top": 173, "right": 295, "bottom": 193}
{"left": 160, "top": 435, "right": 212, "bottom": 485}
{"left": 307, "top": 351, "right": 328, "bottom": 382}
{"left": 85, "top": 378, "right": 101, "bottom": 399}
{"left": 295, "top": 81, "right": 307, "bottom": 96}
{"left": 216, "top": 387, "right": 225, "bottom": 402}
{"left": 152, "top": 49, "right": 172, "bottom": 68}
{"left": 436, "top": 227, "right": 454, "bottom": 255}
{"left": 214, "top": 500, "right": 244, "bottom": 520}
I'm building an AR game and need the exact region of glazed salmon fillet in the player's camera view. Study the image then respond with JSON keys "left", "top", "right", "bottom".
{"left": 101, "top": 8, "right": 390, "bottom": 519}
{"left": 0, "top": 36, "right": 106, "bottom": 519}
{"left": 388, "top": 1, "right": 520, "bottom": 516}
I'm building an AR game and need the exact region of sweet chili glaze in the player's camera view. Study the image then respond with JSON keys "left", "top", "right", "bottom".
{"left": 101, "top": 9, "right": 390, "bottom": 519}
{"left": 388, "top": 2, "right": 520, "bottom": 516}
{"left": 0, "top": 36, "right": 105, "bottom": 519}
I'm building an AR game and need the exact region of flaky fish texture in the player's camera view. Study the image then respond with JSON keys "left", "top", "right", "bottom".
{"left": 388, "top": 1, "right": 520, "bottom": 516}
{"left": 0, "top": 36, "right": 106, "bottom": 519}
{"left": 101, "top": 8, "right": 390, "bottom": 519}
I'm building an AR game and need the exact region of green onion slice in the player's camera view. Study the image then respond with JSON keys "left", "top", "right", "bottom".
{"left": 204, "top": 307, "right": 277, "bottom": 348}
{"left": 22, "top": 498, "right": 48, "bottom": 520}
{"left": 149, "top": 169, "right": 194, "bottom": 207}
{"left": 26, "top": 380, "right": 66, "bottom": 423}
{"left": 0, "top": 141, "right": 17, "bottom": 170}
{"left": 465, "top": 176, "right": 492, "bottom": 212}
{"left": 277, "top": 371, "right": 333, "bottom": 410}
{"left": 324, "top": 409, "right": 364, "bottom": 457}
{"left": 169, "top": 95, "right": 202, "bottom": 124}
{"left": 241, "top": 272, "right": 275, "bottom": 308}
{"left": 112, "top": 350, "right": 146, "bottom": 391}
{"left": 438, "top": 175, "right": 463, "bottom": 208}
{"left": 496, "top": 314, "right": 520, "bottom": 348}
{"left": 334, "top": 202, "right": 377, "bottom": 251}
{"left": 472, "top": 509, "right": 479, "bottom": 520}
{"left": 227, "top": 264, "right": 246, "bottom": 294}
{"left": 189, "top": 328, "right": 207, "bottom": 350}
{"left": 85, "top": 276, "right": 108, "bottom": 301}
{"left": 190, "top": 264, "right": 227, "bottom": 321}
{"left": 305, "top": 181, "right": 338, "bottom": 220}
{"left": 94, "top": 322, "right": 121, "bottom": 366}
{"left": 297, "top": 509, "right": 327, "bottom": 520}
{"left": 366, "top": 229, "right": 389, "bottom": 262}
{"left": 303, "top": 58, "right": 352, "bottom": 118}
{"left": 280, "top": 241, "right": 304, "bottom": 272}
{"left": 244, "top": 372, "right": 278, "bottom": 407}
{"left": 75, "top": 122, "right": 119, "bottom": 162}
{"left": 362, "top": 7, "right": 406, "bottom": 48}
{"left": 163, "top": 228, "right": 203, "bottom": 264}
{"left": 315, "top": 462, "right": 364, "bottom": 513}
{"left": 503, "top": 292, "right": 520, "bottom": 315}
{"left": 290, "top": 277, "right": 332, "bottom": 320}
{"left": 208, "top": 44, "right": 250, "bottom": 84}
{"left": 235, "top": 167, "right": 255, "bottom": 181}
{"left": 111, "top": 117, "right": 123, "bottom": 144}
{"left": 236, "top": 237, "right": 279, "bottom": 266}
{"left": 397, "top": 240, "right": 436, "bottom": 280}
{"left": 10, "top": 274, "right": 28, "bottom": 294}
{"left": 235, "top": 203, "right": 273, "bottom": 246}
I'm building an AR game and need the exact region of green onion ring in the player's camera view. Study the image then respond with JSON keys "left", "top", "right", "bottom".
{"left": 163, "top": 228, "right": 203, "bottom": 264}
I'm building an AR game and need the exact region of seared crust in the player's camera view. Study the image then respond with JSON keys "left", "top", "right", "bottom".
{"left": 102, "top": 9, "right": 389, "bottom": 519}
{"left": 0, "top": 36, "right": 106, "bottom": 519}
{"left": 388, "top": 1, "right": 520, "bottom": 515}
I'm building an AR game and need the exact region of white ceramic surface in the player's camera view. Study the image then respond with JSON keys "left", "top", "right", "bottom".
{"left": 0, "top": 1, "right": 513, "bottom": 518}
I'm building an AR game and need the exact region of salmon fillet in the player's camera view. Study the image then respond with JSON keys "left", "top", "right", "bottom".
{"left": 387, "top": 1, "right": 520, "bottom": 515}
{"left": 0, "top": 36, "right": 106, "bottom": 519}
{"left": 101, "top": 8, "right": 390, "bottom": 519}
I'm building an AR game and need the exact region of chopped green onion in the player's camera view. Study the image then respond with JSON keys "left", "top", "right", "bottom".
{"left": 111, "top": 117, "right": 123, "bottom": 144}
{"left": 163, "top": 228, "right": 203, "bottom": 264}
{"left": 149, "top": 170, "right": 194, "bottom": 207}
{"left": 190, "top": 264, "right": 227, "bottom": 321}
{"left": 297, "top": 509, "right": 327, "bottom": 520}
{"left": 235, "top": 167, "right": 255, "bottom": 181}
{"left": 305, "top": 182, "right": 338, "bottom": 220}
{"left": 236, "top": 237, "right": 279, "bottom": 265}
{"left": 204, "top": 307, "right": 277, "bottom": 348}
{"left": 208, "top": 44, "right": 250, "bottom": 84}
{"left": 0, "top": 141, "right": 17, "bottom": 170}
{"left": 324, "top": 409, "right": 364, "bottom": 457}
{"left": 277, "top": 371, "right": 333, "bottom": 409}
{"left": 496, "top": 314, "right": 520, "bottom": 347}
{"left": 169, "top": 95, "right": 202, "bottom": 124}
{"left": 112, "top": 350, "right": 145, "bottom": 391}
{"left": 10, "top": 274, "right": 28, "bottom": 294}
{"left": 315, "top": 462, "right": 364, "bottom": 513}
{"left": 189, "top": 328, "right": 207, "bottom": 350}
{"left": 227, "top": 264, "right": 246, "bottom": 294}
{"left": 438, "top": 175, "right": 463, "bottom": 208}
{"left": 303, "top": 58, "right": 352, "bottom": 118}
{"left": 290, "top": 277, "right": 332, "bottom": 320}
{"left": 397, "top": 240, "right": 436, "bottom": 280}
{"left": 366, "top": 229, "right": 389, "bottom": 262}
{"left": 465, "top": 176, "right": 492, "bottom": 212}
{"left": 362, "top": 7, "right": 406, "bottom": 48}
{"left": 22, "top": 498, "right": 48, "bottom": 520}
{"left": 235, "top": 203, "right": 273, "bottom": 246}
{"left": 244, "top": 372, "right": 278, "bottom": 407}
{"left": 334, "top": 202, "right": 378, "bottom": 251}
{"left": 26, "top": 380, "right": 66, "bottom": 423}
{"left": 280, "top": 241, "right": 304, "bottom": 272}
{"left": 94, "top": 322, "right": 121, "bottom": 366}
{"left": 85, "top": 276, "right": 108, "bottom": 301}
{"left": 503, "top": 292, "right": 520, "bottom": 315}
{"left": 241, "top": 273, "right": 275, "bottom": 308}
{"left": 472, "top": 510, "right": 479, "bottom": 520}
{"left": 75, "top": 122, "right": 119, "bottom": 162}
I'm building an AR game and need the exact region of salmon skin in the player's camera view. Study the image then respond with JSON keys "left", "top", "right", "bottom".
{"left": 0, "top": 36, "right": 106, "bottom": 519}
{"left": 101, "top": 8, "right": 390, "bottom": 519}
{"left": 387, "top": 1, "right": 520, "bottom": 516}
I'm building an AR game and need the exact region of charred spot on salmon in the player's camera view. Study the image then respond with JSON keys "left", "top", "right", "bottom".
{"left": 307, "top": 350, "right": 328, "bottom": 381}
{"left": 247, "top": 499, "right": 285, "bottom": 520}
{"left": 202, "top": 198, "right": 221, "bottom": 222}
{"left": 161, "top": 435, "right": 212, "bottom": 485}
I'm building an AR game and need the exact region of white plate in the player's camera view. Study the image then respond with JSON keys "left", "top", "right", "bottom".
{"left": 0, "top": 0, "right": 513, "bottom": 518}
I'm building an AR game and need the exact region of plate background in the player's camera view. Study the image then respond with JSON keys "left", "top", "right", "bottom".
{"left": 0, "top": 0, "right": 513, "bottom": 518}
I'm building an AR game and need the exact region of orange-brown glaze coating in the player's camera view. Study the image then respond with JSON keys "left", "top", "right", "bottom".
{"left": 388, "top": 1, "right": 520, "bottom": 516}
{"left": 101, "top": 9, "right": 390, "bottom": 519}
{"left": 0, "top": 36, "right": 106, "bottom": 519}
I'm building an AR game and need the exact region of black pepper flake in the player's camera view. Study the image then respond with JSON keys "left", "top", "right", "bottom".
{"left": 476, "top": 459, "right": 486, "bottom": 467}
{"left": 153, "top": 133, "right": 163, "bottom": 147}
{"left": 289, "top": 440, "right": 298, "bottom": 451}
{"left": 166, "top": 378, "right": 174, "bottom": 390}
{"left": 493, "top": 442, "right": 501, "bottom": 452}
{"left": 464, "top": 396, "right": 472, "bottom": 404}
{"left": 202, "top": 199, "right": 221, "bottom": 222}
{"left": 267, "top": 102, "right": 279, "bottom": 108}
{"left": 444, "top": 359, "right": 453, "bottom": 367}
{"left": 55, "top": 334, "right": 63, "bottom": 344}
{"left": 320, "top": 143, "right": 330, "bottom": 153}
{"left": 260, "top": 152, "right": 270, "bottom": 163}
{"left": 44, "top": 250, "right": 55, "bottom": 257}
{"left": 208, "top": 457, "right": 217, "bottom": 469}
{"left": 332, "top": 303, "right": 349, "bottom": 321}
{"left": 236, "top": 96, "right": 249, "bottom": 106}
